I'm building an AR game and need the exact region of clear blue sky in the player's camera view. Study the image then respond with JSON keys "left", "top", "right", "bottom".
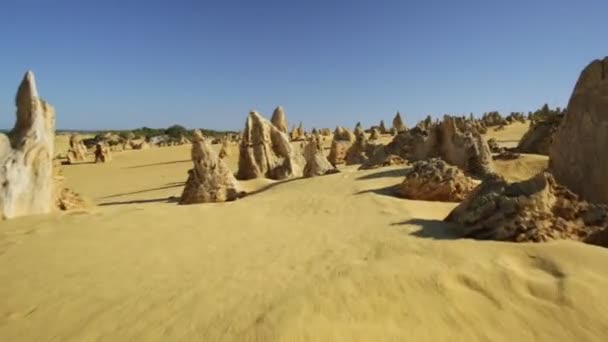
{"left": 0, "top": 0, "right": 606, "bottom": 131}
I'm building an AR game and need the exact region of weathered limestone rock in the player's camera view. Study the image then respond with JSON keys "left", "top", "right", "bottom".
{"left": 94, "top": 143, "right": 111, "bottom": 163}
{"left": 392, "top": 111, "right": 407, "bottom": 133}
{"left": 66, "top": 134, "right": 87, "bottom": 164}
{"left": 289, "top": 122, "right": 305, "bottom": 141}
{"left": 445, "top": 172, "right": 608, "bottom": 243}
{"left": 398, "top": 158, "right": 477, "bottom": 202}
{"left": 550, "top": 57, "right": 608, "bottom": 203}
{"left": 130, "top": 139, "right": 150, "bottom": 150}
{"left": 480, "top": 111, "right": 507, "bottom": 127}
{"left": 345, "top": 127, "right": 376, "bottom": 165}
{"left": 271, "top": 106, "right": 288, "bottom": 133}
{"left": 303, "top": 134, "right": 339, "bottom": 177}
{"left": 236, "top": 111, "right": 304, "bottom": 180}
{"left": 369, "top": 127, "right": 380, "bottom": 140}
{"left": 179, "top": 130, "right": 245, "bottom": 203}
{"left": 53, "top": 160, "right": 86, "bottom": 211}
{"left": 385, "top": 115, "right": 493, "bottom": 177}
{"left": 0, "top": 72, "right": 83, "bottom": 219}
{"left": 517, "top": 114, "right": 562, "bottom": 155}
{"left": 487, "top": 138, "right": 502, "bottom": 153}
{"left": 328, "top": 126, "right": 355, "bottom": 166}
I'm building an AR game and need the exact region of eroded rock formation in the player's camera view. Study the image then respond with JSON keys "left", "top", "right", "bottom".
{"left": 303, "top": 134, "right": 339, "bottom": 177}
{"left": 66, "top": 134, "right": 88, "bottom": 164}
{"left": 445, "top": 172, "right": 608, "bottom": 243}
{"left": 328, "top": 126, "right": 355, "bottom": 166}
{"left": 398, "top": 158, "right": 476, "bottom": 202}
{"left": 517, "top": 114, "right": 562, "bottom": 155}
{"left": 271, "top": 106, "right": 288, "bottom": 133}
{"left": 237, "top": 111, "right": 304, "bottom": 180}
{"left": 550, "top": 57, "right": 608, "bottom": 203}
{"left": 392, "top": 111, "right": 407, "bottom": 133}
{"left": 180, "top": 130, "right": 245, "bottom": 203}
{"left": 94, "top": 143, "right": 111, "bottom": 163}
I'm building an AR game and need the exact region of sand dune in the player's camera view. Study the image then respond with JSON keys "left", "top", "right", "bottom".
{"left": 1, "top": 125, "right": 608, "bottom": 341}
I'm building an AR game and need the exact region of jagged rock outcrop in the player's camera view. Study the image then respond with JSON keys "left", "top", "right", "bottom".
{"left": 385, "top": 115, "right": 493, "bottom": 177}
{"left": 359, "top": 153, "right": 406, "bottom": 170}
{"left": 516, "top": 114, "right": 562, "bottom": 155}
{"left": 303, "top": 134, "right": 339, "bottom": 177}
{"left": 180, "top": 130, "right": 245, "bottom": 204}
{"left": 66, "top": 134, "right": 88, "bottom": 164}
{"left": 328, "top": 126, "right": 355, "bottom": 166}
{"left": 392, "top": 112, "right": 407, "bottom": 133}
{"left": 94, "top": 143, "right": 111, "bottom": 163}
{"left": 550, "top": 57, "right": 608, "bottom": 204}
{"left": 236, "top": 111, "right": 304, "bottom": 180}
{"left": 271, "top": 106, "right": 288, "bottom": 133}
{"left": 445, "top": 172, "right": 608, "bottom": 244}
{"left": 480, "top": 111, "right": 507, "bottom": 127}
{"left": 398, "top": 158, "right": 477, "bottom": 202}
{"left": 1, "top": 72, "right": 85, "bottom": 219}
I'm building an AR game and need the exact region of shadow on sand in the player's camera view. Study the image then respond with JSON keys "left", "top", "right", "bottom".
{"left": 125, "top": 159, "right": 190, "bottom": 169}
{"left": 391, "top": 218, "right": 461, "bottom": 240}
{"left": 356, "top": 167, "right": 411, "bottom": 181}
{"left": 354, "top": 184, "right": 400, "bottom": 198}
{"left": 99, "top": 182, "right": 185, "bottom": 200}
{"left": 99, "top": 196, "right": 179, "bottom": 206}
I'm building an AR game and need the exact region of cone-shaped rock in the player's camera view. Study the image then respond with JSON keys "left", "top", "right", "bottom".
{"left": 180, "top": 130, "right": 245, "bottom": 204}
{"left": 550, "top": 57, "right": 608, "bottom": 203}
{"left": 392, "top": 112, "right": 407, "bottom": 133}
{"left": 237, "top": 111, "right": 304, "bottom": 180}
{"left": 303, "top": 134, "right": 338, "bottom": 177}
{"left": 271, "top": 106, "right": 288, "bottom": 133}
{"left": 328, "top": 126, "right": 355, "bottom": 166}
{"left": 379, "top": 120, "right": 387, "bottom": 134}
{"left": 0, "top": 71, "right": 55, "bottom": 219}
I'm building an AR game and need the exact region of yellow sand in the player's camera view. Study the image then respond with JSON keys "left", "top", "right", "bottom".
{"left": 1, "top": 126, "right": 607, "bottom": 341}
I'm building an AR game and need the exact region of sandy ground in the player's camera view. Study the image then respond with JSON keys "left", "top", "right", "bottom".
{"left": 1, "top": 125, "right": 607, "bottom": 341}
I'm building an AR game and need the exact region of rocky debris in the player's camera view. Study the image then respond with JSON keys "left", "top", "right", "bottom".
{"left": 369, "top": 128, "right": 380, "bottom": 140}
{"left": 398, "top": 158, "right": 477, "bottom": 202}
{"left": 385, "top": 115, "right": 493, "bottom": 177}
{"left": 271, "top": 106, "right": 288, "bottom": 133}
{"left": 379, "top": 120, "right": 387, "bottom": 134}
{"left": 445, "top": 172, "right": 608, "bottom": 244}
{"left": 550, "top": 57, "right": 608, "bottom": 204}
{"left": 480, "top": 111, "right": 507, "bottom": 127}
{"left": 516, "top": 113, "right": 562, "bottom": 155}
{"left": 236, "top": 111, "right": 304, "bottom": 180}
{"left": 303, "top": 134, "right": 339, "bottom": 177}
{"left": 180, "top": 130, "right": 245, "bottom": 204}
{"left": 493, "top": 150, "right": 520, "bottom": 161}
{"left": 94, "top": 143, "right": 111, "bottom": 163}
{"left": 328, "top": 126, "right": 356, "bottom": 166}
{"left": 487, "top": 138, "right": 502, "bottom": 153}
{"left": 66, "top": 134, "right": 88, "bottom": 164}
{"left": 0, "top": 72, "right": 56, "bottom": 219}
{"left": 392, "top": 111, "right": 407, "bottom": 133}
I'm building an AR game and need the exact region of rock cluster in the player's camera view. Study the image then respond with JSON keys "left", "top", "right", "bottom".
{"left": 445, "top": 172, "right": 608, "bottom": 243}
{"left": 180, "top": 130, "right": 245, "bottom": 204}
{"left": 236, "top": 111, "right": 304, "bottom": 180}
{"left": 369, "top": 127, "right": 380, "bottom": 140}
{"left": 290, "top": 122, "right": 305, "bottom": 141}
{"left": 328, "top": 126, "right": 355, "bottom": 166}
{"left": 550, "top": 57, "right": 608, "bottom": 204}
{"left": 385, "top": 115, "right": 493, "bottom": 177}
{"left": 398, "top": 158, "right": 477, "bottom": 202}
{"left": 303, "top": 134, "right": 339, "bottom": 177}
{"left": 271, "top": 106, "right": 288, "bottom": 133}
{"left": 516, "top": 114, "right": 563, "bottom": 155}
{"left": 480, "top": 111, "right": 507, "bottom": 127}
